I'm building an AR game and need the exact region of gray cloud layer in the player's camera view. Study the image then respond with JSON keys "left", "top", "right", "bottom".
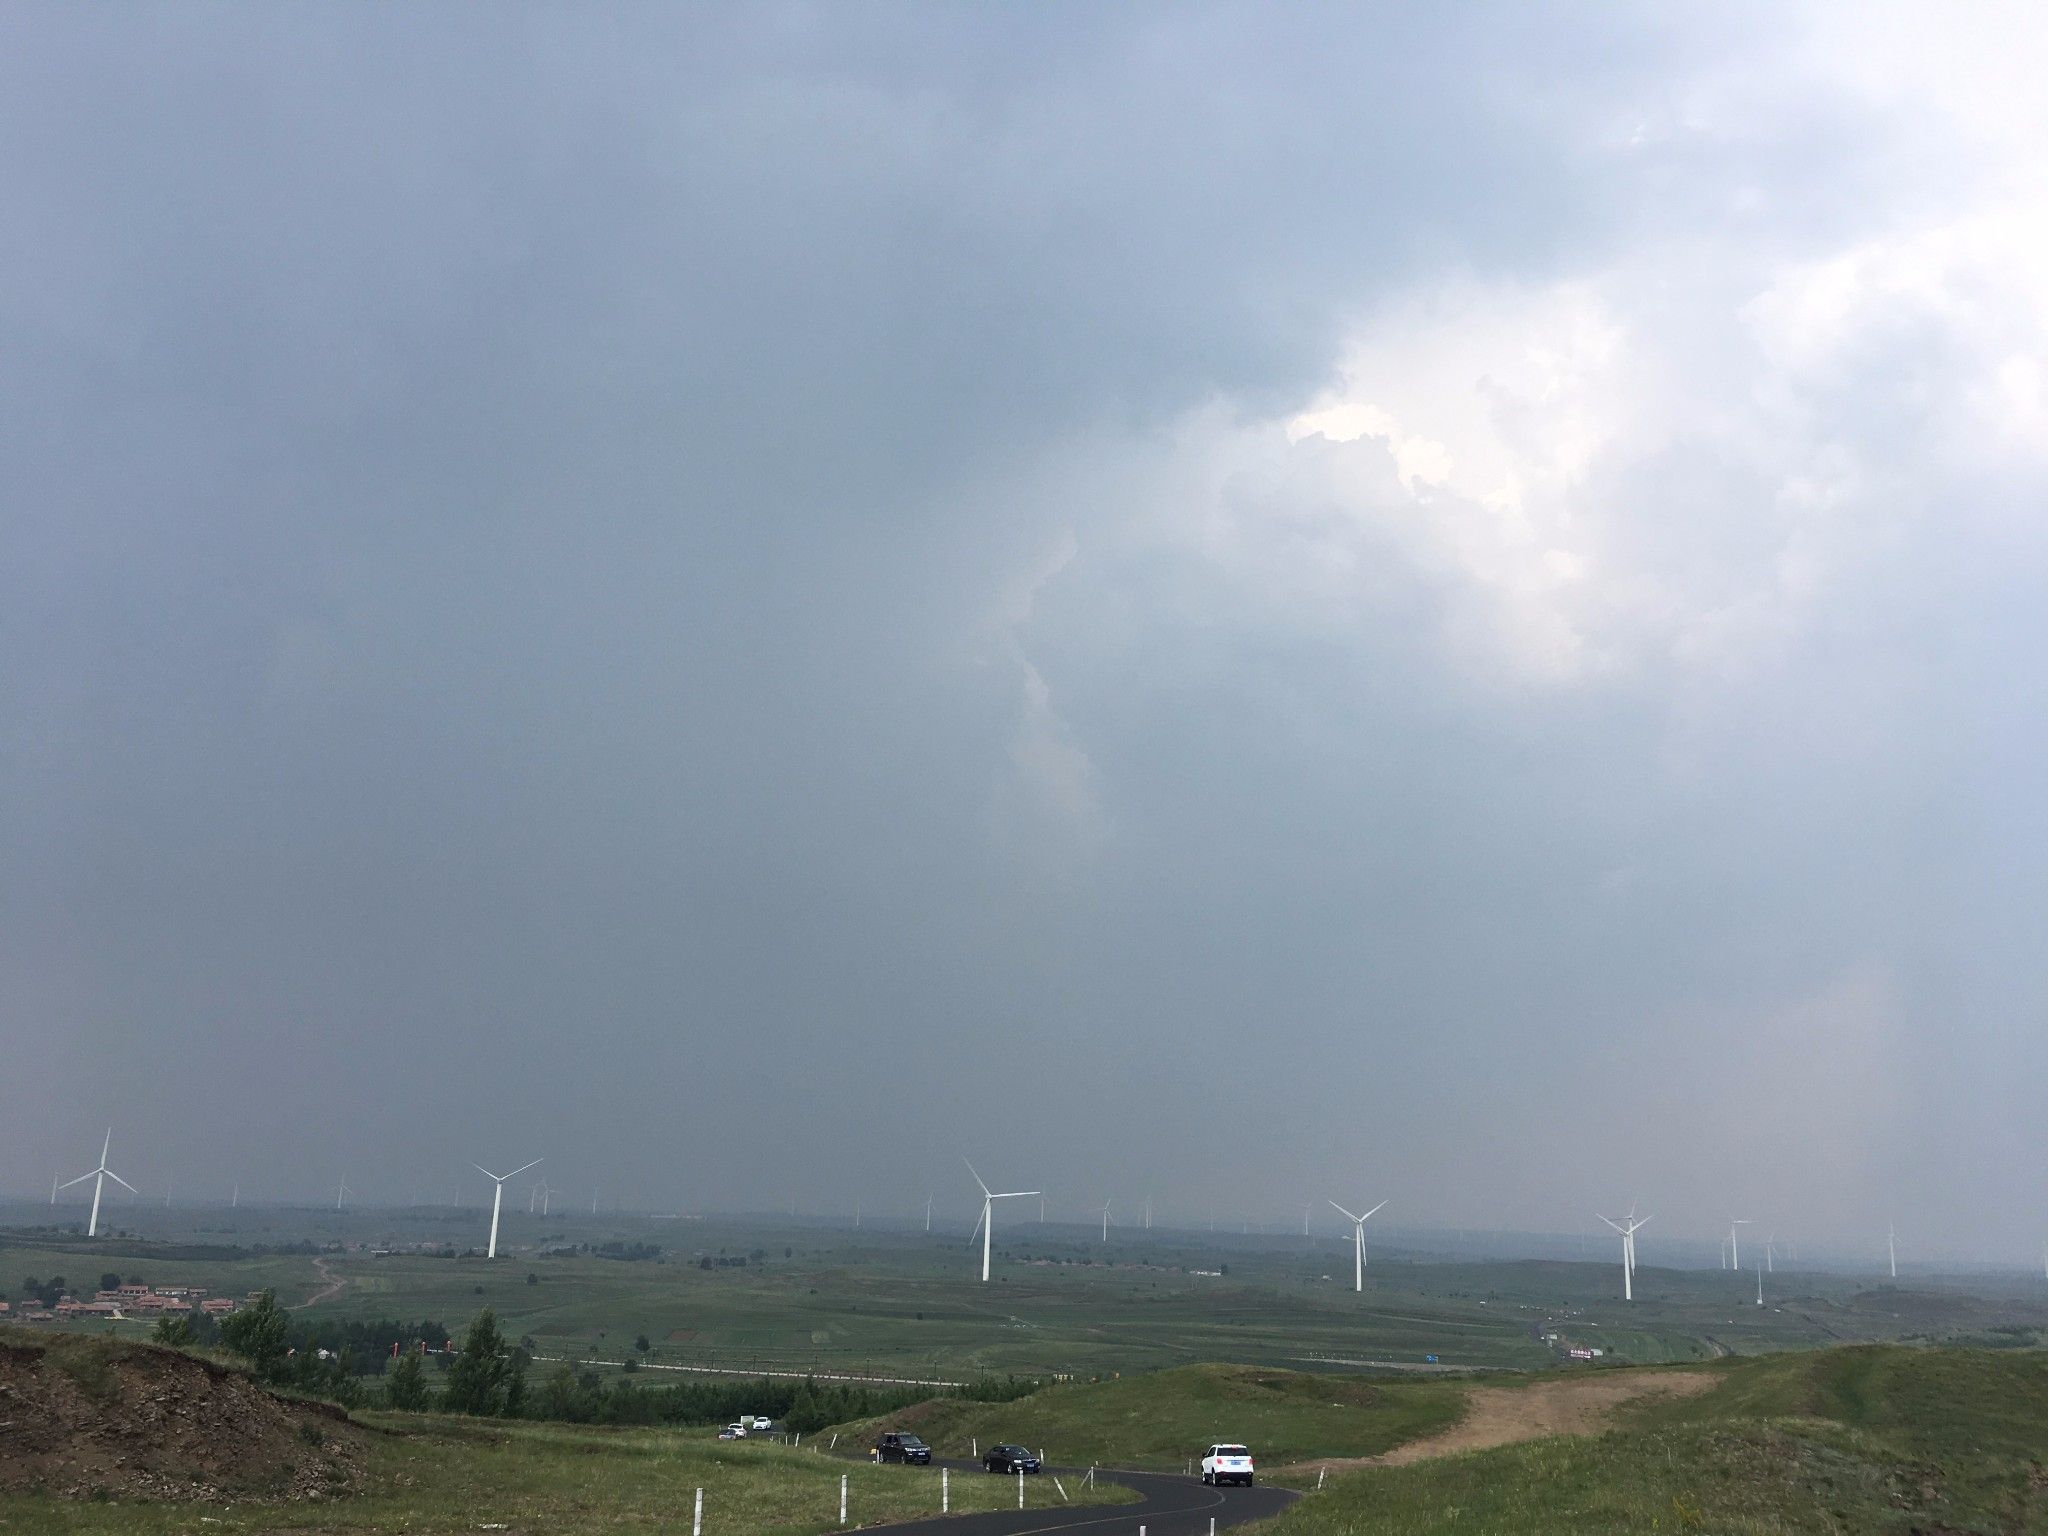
{"left": 5, "top": 3, "right": 2044, "bottom": 1260}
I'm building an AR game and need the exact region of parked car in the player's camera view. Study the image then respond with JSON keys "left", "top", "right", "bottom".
{"left": 717, "top": 1428, "right": 740, "bottom": 1440}
{"left": 983, "top": 1444, "right": 1041, "bottom": 1474}
{"left": 1200, "top": 1444, "right": 1255, "bottom": 1487}
{"left": 725, "top": 1422, "right": 749, "bottom": 1437}
{"left": 874, "top": 1431, "right": 933, "bottom": 1465}
{"left": 751, "top": 1416, "right": 774, "bottom": 1431}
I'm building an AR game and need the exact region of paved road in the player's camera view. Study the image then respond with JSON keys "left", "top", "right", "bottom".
{"left": 872, "top": 1464, "right": 1297, "bottom": 1536}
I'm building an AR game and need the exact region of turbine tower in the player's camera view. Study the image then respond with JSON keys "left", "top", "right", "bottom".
{"left": 472, "top": 1159, "right": 542, "bottom": 1259}
{"left": 1596, "top": 1210, "right": 1652, "bottom": 1301}
{"left": 1327, "top": 1198, "right": 1387, "bottom": 1292}
{"left": 337, "top": 1176, "right": 351, "bottom": 1211}
{"left": 1886, "top": 1219, "right": 1897, "bottom": 1279}
{"left": 1101, "top": 1197, "right": 1114, "bottom": 1242}
{"left": 1729, "top": 1218, "right": 1751, "bottom": 1271}
{"left": 964, "top": 1160, "right": 1038, "bottom": 1283}
{"left": 59, "top": 1130, "right": 136, "bottom": 1238}
{"left": 924, "top": 1194, "right": 933, "bottom": 1232}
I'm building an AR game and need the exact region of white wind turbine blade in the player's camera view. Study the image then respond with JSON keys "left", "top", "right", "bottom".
{"left": 1360, "top": 1200, "right": 1387, "bottom": 1222}
{"left": 503, "top": 1159, "right": 543, "bottom": 1181}
{"left": 105, "top": 1170, "right": 138, "bottom": 1195}
{"left": 1328, "top": 1199, "right": 1362, "bottom": 1223}
{"left": 963, "top": 1158, "right": 992, "bottom": 1199}
{"left": 472, "top": 1163, "right": 503, "bottom": 1182}
{"left": 1596, "top": 1214, "right": 1625, "bottom": 1233}
{"left": 968, "top": 1202, "right": 987, "bottom": 1245}
{"left": 994, "top": 1190, "right": 1040, "bottom": 1200}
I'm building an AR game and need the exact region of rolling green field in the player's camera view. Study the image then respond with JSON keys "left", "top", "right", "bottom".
{"left": 10, "top": 1204, "right": 2043, "bottom": 1392}
{"left": 1261, "top": 1346, "right": 2048, "bottom": 1535}
{"left": 830, "top": 1361, "right": 1466, "bottom": 1471}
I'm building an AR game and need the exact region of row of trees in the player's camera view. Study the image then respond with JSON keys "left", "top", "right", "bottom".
{"left": 200, "top": 1297, "right": 1045, "bottom": 1433}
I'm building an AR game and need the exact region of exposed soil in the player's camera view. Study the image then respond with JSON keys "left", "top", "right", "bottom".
{"left": 298, "top": 1254, "right": 348, "bottom": 1308}
{"left": 1299, "top": 1369, "right": 1717, "bottom": 1473}
{"left": 0, "top": 1329, "right": 369, "bottom": 1503}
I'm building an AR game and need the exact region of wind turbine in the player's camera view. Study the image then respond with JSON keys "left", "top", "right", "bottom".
{"left": 1729, "top": 1218, "right": 1751, "bottom": 1271}
{"left": 1756, "top": 1258, "right": 1764, "bottom": 1307}
{"left": 1327, "top": 1199, "right": 1387, "bottom": 1292}
{"left": 337, "top": 1176, "right": 352, "bottom": 1211}
{"left": 49, "top": 1171, "right": 58, "bottom": 1206}
{"left": 964, "top": 1160, "right": 1038, "bottom": 1283}
{"left": 1303, "top": 1202, "right": 1312, "bottom": 1239}
{"left": 1886, "top": 1219, "right": 1897, "bottom": 1279}
{"left": 1101, "top": 1197, "right": 1114, "bottom": 1242}
{"left": 472, "top": 1159, "right": 543, "bottom": 1259}
{"left": 1765, "top": 1234, "right": 1776, "bottom": 1274}
{"left": 1143, "top": 1196, "right": 1152, "bottom": 1230}
{"left": 1596, "top": 1211, "right": 1651, "bottom": 1301}
{"left": 924, "top": 1194, "right": 934, "bottom": 1233}
{"left": 59, "top": 1130, "right": 136, "bottom": 1238}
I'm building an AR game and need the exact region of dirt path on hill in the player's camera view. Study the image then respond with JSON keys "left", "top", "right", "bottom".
{"left": 1300, "top": 1370, "right": 1716, "bottom": 1473}
{"left": 296, "top": 1255, "right": 346, "bottom": 1308}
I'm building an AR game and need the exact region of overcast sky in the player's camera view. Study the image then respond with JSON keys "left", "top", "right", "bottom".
{"left": 5, "top": 3, "right": 2046, "bottom": 1262}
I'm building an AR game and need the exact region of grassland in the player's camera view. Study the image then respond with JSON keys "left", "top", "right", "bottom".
{"left": 1257, "top": 1346, "right": 2048, "bottom": 1535}
{"left": 11, "top": 1204, "right": 2042, "bottom": 1392}
{"left": 3, "top": 1395, "right": 1134, "bottom": 1535}
{"left": 830, "top": 1361, "right": 1466, "bottom": 1472}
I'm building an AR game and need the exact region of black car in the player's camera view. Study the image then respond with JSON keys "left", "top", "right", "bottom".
{"left": 984, "top": 1444, "right": 1041, "bottom": 1474}
{"left": 875, "top": 1432, "right": 933, "bottom": 1466}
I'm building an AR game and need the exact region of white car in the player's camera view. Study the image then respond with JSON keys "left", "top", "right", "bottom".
{"left": 725, "top": 1422, "right": 749, "bottom": 1437}
{"left": 751, "top": 1417, "right": 773, "bottom": 1431}
{"left": 1201, "top": 1443, "right": 1255, "bottom": 1487}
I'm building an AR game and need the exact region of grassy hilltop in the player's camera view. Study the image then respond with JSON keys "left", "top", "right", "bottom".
{"left": 1262, "top": 1345, "right": 2048, "bottom": 1535}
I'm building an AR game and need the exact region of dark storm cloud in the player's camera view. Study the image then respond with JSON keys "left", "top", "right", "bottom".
{"left": 5, "top": 3, "right": 2042, "bottom": 1261}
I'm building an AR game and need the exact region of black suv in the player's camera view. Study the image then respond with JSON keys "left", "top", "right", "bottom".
{"left": 875, "top": 1432, "right": 933, "bottom": 1466}
{"left": 983, "top": 1444, "right": 1041, "bottom": 1474}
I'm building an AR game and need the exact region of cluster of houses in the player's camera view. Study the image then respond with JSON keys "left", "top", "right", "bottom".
{"left": 0, "top": 1282, "right": 243, "bottom": 1323}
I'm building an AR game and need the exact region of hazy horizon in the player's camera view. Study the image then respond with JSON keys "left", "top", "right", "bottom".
{"left": 6, "top": 5, "right": 2048, "bottom": 1264}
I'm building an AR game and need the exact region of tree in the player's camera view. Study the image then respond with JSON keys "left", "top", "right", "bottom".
{"left": 442, "top": 1309, "right": 511, "bottom": 1416}
{"left": 152, "top": 1314, "right": 196, "bottom": 1347}
{"left": 386, "top": 1348, "right": 429, "bottom": 1411}
{"left": 100, "top": 1271, "right": 123, "bottom": 1292}
{"left": 634, "top": 1334, "right": 650, "bottom": 1353}
{"left": 220, "top": 1289, "right": 290, "bottom": 1375}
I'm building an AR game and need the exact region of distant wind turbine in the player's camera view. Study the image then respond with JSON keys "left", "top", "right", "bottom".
{"left": 337, "top": 1176, "right": 352, "bottom": 1211}
{"left": 472, "top": 1159, "right": 543, "bottom": 1259}
{"left": 1729, "top": 1218, "right": 1751, "bottom": 1271}
{"left": 964, "top": 1159, "right": 1038, "bottom": 1283}
{"left": 59, "top": 1130, "right": 136, "bottom": 1239}
{"left": 924, "top": 1194, "right": 933, "bottom": 1233}
{"left": 1886, "top": 1219, "right": 1897, "bottom": 1279}
{"left": 1327, "top": 1199, "right": 1387, "bottom": 1292}
{"left": 1101, "top": 1197, "right": 1114, "bottom": 1242}
{"left": 1597, "top": 1210, "right": 1651, "bottom": 1301}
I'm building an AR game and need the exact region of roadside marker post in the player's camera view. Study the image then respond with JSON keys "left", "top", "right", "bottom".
{"left": 1318, "top": 1468, "right": 1326, "bottom": 1490}
{"left": 692, "top": 1487, "right": 702, "bottom": 1536}
{"left": 839, "top": 1473, "right": 847, "bottom": 1526}
{"left": 1053, "top": 1476, "right": 1068, "bottom": 1502}
{"left": 942, "top": 1467, "right": 949, "bottom": 1513}
{"left": 1018, "top": 1469, "right": 1025, "bottom": 1508}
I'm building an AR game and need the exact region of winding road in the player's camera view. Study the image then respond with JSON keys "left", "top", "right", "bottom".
{"left": 876, "top": 1465, "right": 1296, "bottom": 1536}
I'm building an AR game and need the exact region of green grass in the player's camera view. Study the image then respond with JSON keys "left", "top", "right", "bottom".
{"left": 1253, "top": 1345, "right": 2048, "bottom": 1535}
{"left": 829, "top": 1362, "right": 1467, "bottom": 1471}
{"left": 1, "top": 1409, "right": 1136, "bottom": 1534}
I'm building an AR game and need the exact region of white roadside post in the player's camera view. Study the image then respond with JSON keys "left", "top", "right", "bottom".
{"left": 693, "top": 1487, "right": 703, "bottom": 1536}
{"left": 1018, "top": 1468, "right": 1025, "bottom": 1508}
{"left": 942, "top": 1466, "right": 949, "bottom": 1513}
{"left": 1318, "top": 1467, "right": 1326, "bottom": 1489}
{"left": 839, "top": 1473, "right": 848, "bottom": 1526}
{"left": 1053, "top": 1476, "right": 1068, "bottom": 1503}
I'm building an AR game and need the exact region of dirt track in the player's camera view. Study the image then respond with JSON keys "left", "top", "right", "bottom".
{"left": 298, "top": 1254, "right": 347, "bottom": 1308}
{"left": 1302, "top": 1370, "right": 1716, "bottom": 1472}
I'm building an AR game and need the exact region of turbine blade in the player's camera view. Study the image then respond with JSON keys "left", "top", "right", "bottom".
{"left": 1597, "top": 1214, "right": 1624, "bottom": 1232}
{"left": 471, "top": 1163, "right": 501, "bottom": 1181}
{"left": 1361, "top": 1199, "right": 1387, "bottom": 1221}
{"left": 58, "top": 1171, "right": 95, "bottom": 1190}
{"left": 963, "top": 1158, "right": 991, "bottom": 1198}
{"left": 1328, "top": 1200, "right": 1361, "bottom": 1222}
{"left": 504, "top": 1159, "right": 543, "bottom": 1180}
{"left": 995, "top": 1190, "right": 1040, "bottom": 1199}
{"left": 106, "top": 1170, "right": 138, "bottom": 1194}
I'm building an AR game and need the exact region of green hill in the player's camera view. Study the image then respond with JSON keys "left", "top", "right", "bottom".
{"left": 829, "top": 1362, "right": 1466, "bottom": 1470}
{"left": 1261, "top": 1345, "right": 2048, "bottom": 1535}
